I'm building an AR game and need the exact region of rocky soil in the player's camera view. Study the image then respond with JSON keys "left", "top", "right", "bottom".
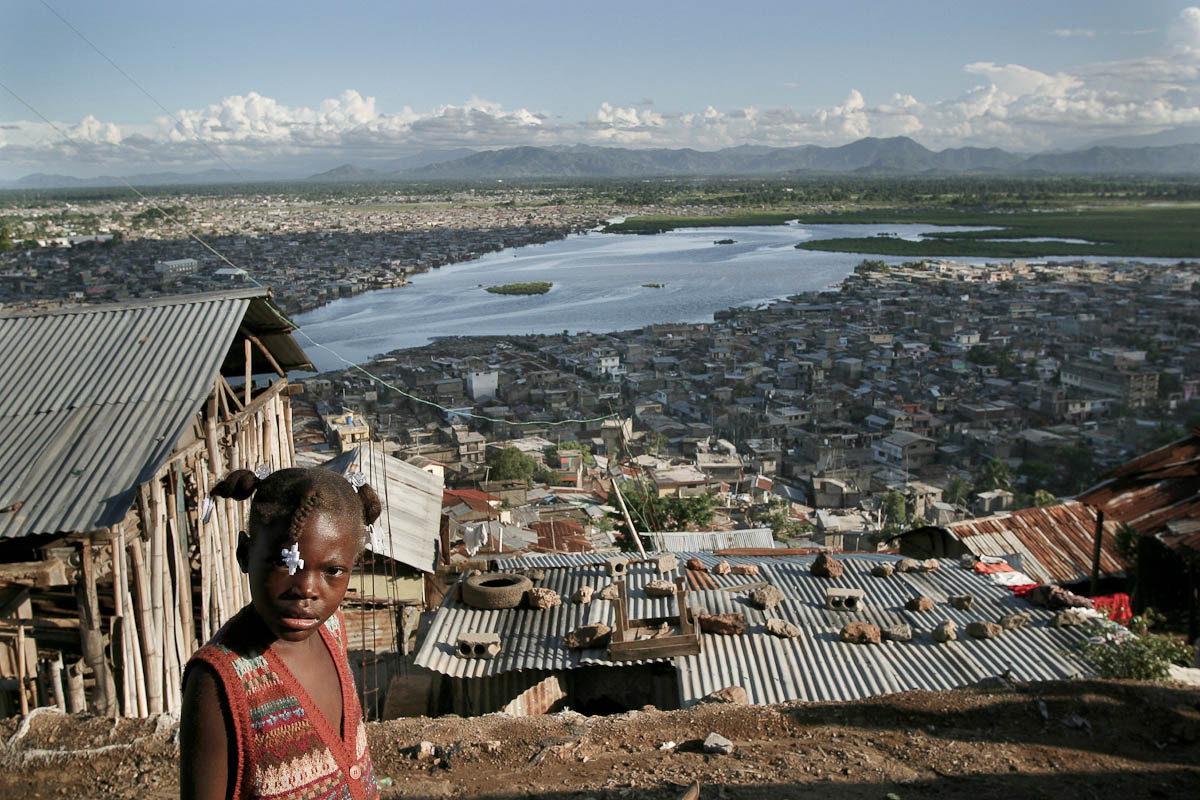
{"left": 2, "top": 680, "right": 1198, "bottom": 799}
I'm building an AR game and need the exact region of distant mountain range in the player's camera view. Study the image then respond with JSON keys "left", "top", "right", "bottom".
{"left": 9, "top": 136, "right": 1200, "bottom": 189}
{"left": 395, "top": 138, "right": 1200, "bottom": 179}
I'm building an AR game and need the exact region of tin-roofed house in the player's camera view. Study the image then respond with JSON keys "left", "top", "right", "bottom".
{"left": 1077, "top": 428, "right": 1200, "bottom": 639}
{"left": 0, "top": 289, "right": 311, "bottom": 718}
{"left": 412, "top": 550, "right": 1097, "bottom": 717}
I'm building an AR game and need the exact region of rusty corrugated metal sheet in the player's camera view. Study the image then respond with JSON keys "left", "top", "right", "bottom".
{"left": 1077, "top": 430, "right": 1200, "bottom": 556}
{"left": 945, "top": 500, "right": 1126, "bottom": 585}
{"left": 501, "top": 674, "right": 566, "bottom": 716}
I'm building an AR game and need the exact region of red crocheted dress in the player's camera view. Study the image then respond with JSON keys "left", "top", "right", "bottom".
{"left": 186, "top": 608, "right": 378, "bottom": 800}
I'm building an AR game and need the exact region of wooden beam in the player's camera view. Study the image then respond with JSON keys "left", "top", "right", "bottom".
{"left": 217, "top": 374, "right": 244, "bottom": 412}
{"left": 75, "top": 541, "right": 117, "bottom": 716}
{"left": 239, "top": 327, "right": 286, "bottom": 378}
{"left": 244, "top": 337, "right": 253, "bottom": 405}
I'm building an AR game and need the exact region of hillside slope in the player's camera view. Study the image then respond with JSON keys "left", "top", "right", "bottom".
{"left": 1, "top": 680, "right": 1196, "bottom": 799}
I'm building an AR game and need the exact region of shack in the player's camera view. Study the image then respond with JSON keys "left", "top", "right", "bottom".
{"left": 0, "top": 289, "right": 310, "bottom": 717}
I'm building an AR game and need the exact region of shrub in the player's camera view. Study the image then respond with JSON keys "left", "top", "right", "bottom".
{"left": 1076, "top": 625, "right": 1192, "bottom": 681}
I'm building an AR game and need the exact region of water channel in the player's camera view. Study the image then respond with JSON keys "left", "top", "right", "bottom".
{"left": 293, "top": 221, "right": 1054, "bottom": 371}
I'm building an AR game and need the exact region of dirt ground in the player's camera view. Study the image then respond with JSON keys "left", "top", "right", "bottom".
{"left": 1, "top": 680, "right": 1198, "bottom": 800}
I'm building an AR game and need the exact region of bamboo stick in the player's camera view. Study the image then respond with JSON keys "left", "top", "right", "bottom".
{"left": 198, "top": 468, "right": 212, "bottom": 642}
{"left": 76, "top": 541, "right": 117, "bottom": 716}
{"left": 170, "top": 471, "right": 196, "bottom": 657}
{"left": 122, "top": 543, "right": 148, "bottom": 718}
{"left": 129, "top": 535, "right": 159, "bottom": 714}
{"left": 244, "top": 338, "right": 253, "bottom": 405}
{"left": 147, "top": 480, "right": 167, "bottom": 714}
{"left": 110, "top": 528, "right": 135, "bottom": 717}
{"left": 43, "top": 653, "right": 65, "bottom": 711}
{"left": 266, "top": 404, "right": 275, "bottom": 469}
{"left": 16, "top": 623, "right": 28, "bottom": 716}
{"left": 164, "top": 516, "right": 184, "bottom": 711}
{"left": 65, "top": 659, "right": 85, "bottom": 713}
{"left": 282, "top": 393, "right": 295, "bottom": 466}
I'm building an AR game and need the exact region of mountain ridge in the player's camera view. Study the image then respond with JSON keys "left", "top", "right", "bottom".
{"left": 9, "top": 137, "right": 1200, "bottom": 189}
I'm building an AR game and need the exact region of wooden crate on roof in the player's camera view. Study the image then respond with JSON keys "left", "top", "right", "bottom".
{"left": 608, "top": 576, "right": 701, "bottom": 661}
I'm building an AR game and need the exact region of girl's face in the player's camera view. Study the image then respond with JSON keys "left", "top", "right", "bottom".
{"left": 238, "top": 509, "right": 360, "bottom": 643}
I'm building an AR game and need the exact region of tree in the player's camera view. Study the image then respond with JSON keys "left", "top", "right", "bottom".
{"left": 641, "top": 430, "right": 668, "bottom": 456}
{"left": 881, "top": 491, "right": 909, "bottom": 535}
{"left": 944, "top": 476, "right": 972, "bottom": 506}
{"left": 610, "top": 481, "right": 717, "bottom": 533}
{"left": 1032, "top": 489, "right": 1056, "bottom": 507}
{"left": 0, "top": 226, "right": 13, "bottom": 252}
{"left": 757, "top": 497, "right": 809, "bottom": 542}
{"left": 486, "top": 446, "right": 536, "bottom": 483}
{"left": 978, "top": 458, "right": 1012, "bottom": 491}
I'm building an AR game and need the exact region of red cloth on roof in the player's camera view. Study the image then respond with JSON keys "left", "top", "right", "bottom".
{"left": 1092, "top": 592, "right": 1133, "bottom": 623}
{"left": 1010, "top": 583, "right": 1040, "bottom": 597}
{"left": 972, "top": 561, "right": 1016, "bottom": 574}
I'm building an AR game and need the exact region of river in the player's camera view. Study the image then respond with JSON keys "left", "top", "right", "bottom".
{"left": 294, "top": 221, "right": 986, "bottom": 371}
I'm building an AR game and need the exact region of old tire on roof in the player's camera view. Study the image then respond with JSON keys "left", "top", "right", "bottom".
{"left": 462, "top": 572, "right": 534, "bottom": 609}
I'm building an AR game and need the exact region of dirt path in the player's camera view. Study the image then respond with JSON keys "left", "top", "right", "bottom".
{"left": 2, "top": 680, "right": 1197, "bottom": 799}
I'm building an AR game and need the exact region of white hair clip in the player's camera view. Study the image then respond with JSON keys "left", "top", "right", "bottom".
{"left": 347, "top": 471, "right": 366, "bottom": 492}
{"left": 281, "top": 542, "right": 305, "bottom": 575}
{"left": 254, "top": 464, "right": 273, "bottom": 480}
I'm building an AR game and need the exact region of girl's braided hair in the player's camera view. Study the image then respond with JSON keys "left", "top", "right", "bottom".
{"left": 211, "top": 467, "right": 381, "bottom": 547}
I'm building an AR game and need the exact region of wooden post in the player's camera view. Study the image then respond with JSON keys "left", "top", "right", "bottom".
{"left": 282, "top": 391, "right": 295, "bottom": 466}
{"left": 1090, "top": 509, "right": 1105, "bottom": 596}
{"left": 110, "top": 528, "right": 135, "bottom": 717}
{"left": 611, "top": 480, "right": 647, "bottom": 558}
{"left": 16, "top": 623, "right": 29, "bottom": 716}
{"left": 132, "top": 509, "right": 163, "bottom": 715}
{"left": 65, "top": 659, "right": 86, "bottom": 714}
{"left": 75, "top": 541, "right": 117, "bottom": 716}
{"left": 42, "top": 654, "right": 66, "bottom": 711}
{"left": 244, "top": 337, "right": 253, "bottom": 406}
{"left": 122, "top": 545, "right": 148, "bottom": 718}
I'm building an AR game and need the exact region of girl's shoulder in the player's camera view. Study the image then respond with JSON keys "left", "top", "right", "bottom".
{"left": 321, "top": 608, "right": 347, "bottom": 650}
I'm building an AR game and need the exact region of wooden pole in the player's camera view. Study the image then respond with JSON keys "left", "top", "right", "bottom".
{"left": 244, "top": 338, "right": 253, "bottom": 406}
{"left": 16, "top": 623, "right": 29, "bottom": 716}
{"left": 282, "top": 391, "right": 295, "bottom": 467}
{"left": 65, "top": 659, "right": 85, "bottom": 714}
{"left": 135, "top": 494, "right": 163, "bottom": 714}
{"left": 1090, "top": 509, "right": 1105, "bottom": 596}
{"left": 42, "top": 653, "right": 66, "bottom": 711}
{"left": 122, "top": 542, "right": 148, "bottom": 718}
{"left": 110, "top": 528, "right": 135, "bottom": 717}
{"left": 75, "top": 541, "right": 117, "bottom": 716}
{"left": 611, "top": 480, "right": 647, "bottom": 558}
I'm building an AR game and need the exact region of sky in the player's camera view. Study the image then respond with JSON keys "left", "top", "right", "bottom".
{"left": 3, "top": 0, "right": 1200, "bottom": 179}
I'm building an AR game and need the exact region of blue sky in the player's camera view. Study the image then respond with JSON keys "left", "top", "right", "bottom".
{"left": 3, "top": 1, "right": 1200, "bottom": 178}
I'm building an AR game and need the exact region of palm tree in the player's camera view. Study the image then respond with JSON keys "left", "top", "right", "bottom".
{"left": 978, "top": 458, "right": 1012, "bottom": 491}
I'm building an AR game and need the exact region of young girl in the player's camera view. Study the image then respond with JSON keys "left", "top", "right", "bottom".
{"left": 180, "top": 467, "right": 383, "bottom": 800}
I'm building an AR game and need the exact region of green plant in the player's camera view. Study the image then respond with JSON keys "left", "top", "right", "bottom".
{"left": 1076, "top": 629, "right": 1192, "bottom": 681}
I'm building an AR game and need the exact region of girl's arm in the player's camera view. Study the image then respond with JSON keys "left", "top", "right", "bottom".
{"left": 180, "top": 663, "right": 236, "bottom": 800}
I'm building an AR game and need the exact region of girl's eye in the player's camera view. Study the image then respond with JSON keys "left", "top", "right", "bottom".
{"left": 325, "top": 567, "right": 347, "bottom": 578}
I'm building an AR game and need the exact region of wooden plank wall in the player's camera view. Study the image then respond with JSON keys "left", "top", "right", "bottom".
{"left": 24, "top": 377, "right": 298, "bottom": 718}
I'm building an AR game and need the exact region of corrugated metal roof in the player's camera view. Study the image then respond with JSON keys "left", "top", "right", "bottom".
{"left": 674, "top": 554, "right": 1090, "bottom": 707}
{"left": 944, "top": 500, "right": 1126, "bottom": 585}
{"left": 296, "top": 445, "right": 442, "bottom": 573}
{"left": 0, "top": 290, "right": 309, "bottom": 539}
{"left": 414, "top": 557, "right": 684, "bottom": 679}
{"left": 414, "top": 551, "right": 1095, "bottom": 708}
{"left": 647, "top": 528, "right": 776, "bottom": 552}
{"left": 1078, "top": 429, "right": 1200, "bottom": 555}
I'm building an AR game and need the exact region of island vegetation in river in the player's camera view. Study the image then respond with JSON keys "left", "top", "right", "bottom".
{"left": 486, "top": 281, "right": 552, "bottom": 295}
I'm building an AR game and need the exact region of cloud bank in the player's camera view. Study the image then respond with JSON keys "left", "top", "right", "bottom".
{"left": 6, "top": 8, "right": 1200, "bottom": 177}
